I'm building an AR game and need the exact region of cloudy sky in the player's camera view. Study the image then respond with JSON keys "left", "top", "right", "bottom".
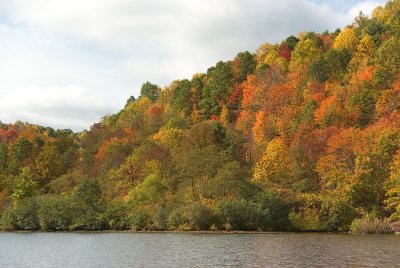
{"left": 0, "top": 0, "right": 385, "bottom": 131}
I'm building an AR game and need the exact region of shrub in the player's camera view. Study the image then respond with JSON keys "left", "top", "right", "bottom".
{"left": 218, "top": 199, "right": 257, "bottom": 230}
{"left": 187, "top": 203, "right": 219, "bottom": 230}
{"left": 253, "top": 192, "right": 290, "bottom": 230}
{"left": 128, "top": 174, "right": 167, "bottom": 206}
{"left": 0, "top": 207, "right": 16, "bottom": 231}
{"left": 36, "top": 195, "right": 77, "bottom": 231}
{"left": 289, "top": 209, "right": 327, "bottom": 231}
{"left": 350, "top": 217, "right": 393, "bottom": 234}
{"left": 321, "top": 199, "right": 358, "bottom": 231}
{"left": 167, "top": 208, "right": 184, "bottom": 230}
{"left": 70, "top": 204, "right": 105, "bottom": 230}
{"left": 74, "top": 179, "right": 102, "bottom": 209}
{"left": 13, "top": 197, "right": 40, "bottom": 230}
{"left": 131, "top": 210, "right": 151, "bottom": 231}
{"left": 154, "top": 206, "right": 169, "bottom": 230}
{"left": 104, "top": 201, "right": 130, "bottom": 230}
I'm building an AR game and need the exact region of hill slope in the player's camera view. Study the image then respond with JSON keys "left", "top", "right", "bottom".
{"left": 1, "top": 0, "right": 400, "bottom": 232}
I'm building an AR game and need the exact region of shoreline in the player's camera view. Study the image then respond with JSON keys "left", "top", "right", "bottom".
{"left": 1, "top": 229, "right": 394, "bottom": 235}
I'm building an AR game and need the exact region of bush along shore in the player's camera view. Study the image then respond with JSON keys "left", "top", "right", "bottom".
{"left": 2, "top": 1, "right": 400, "bottom": 233}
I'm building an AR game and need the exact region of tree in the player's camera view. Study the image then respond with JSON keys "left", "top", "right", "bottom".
{"left": 140, "top": 81, "right": 160, "bottom": 102}
{"left": 218, "top": 198, "right": 257, "bottom": 230}
{"left": 315, "top": 96, "right": 342, "bottom": 128}
{"left": 54, "top": 129, "right": 79, "bottom": 171}
{"left": 232, "top": 51, "right": 256, "bottom": 83}
{"left": 75, "top": 179, "right": 102, "bottom": 209}
{"left": 125, "top": 96, "right": 136, "bottom": 108}
{"left": 374, "top": 37, "right": 400, "bottom": 88}
{"left": 94, "top": 138, "right": 132, "bottom": 173}
{"left": 324, "top": 48, "right": 351, "bottom": 81}
{"left": 171, "top": 79, "right": 193, "bottom": 115}
{"left": 10, "top": 137, "right": 32, "bottom": 167}
{"left": 128, "top": 174, "right": 167, "bottom": 205}
{"left": 285, "top": 35, "right": 299, "bottom": 50}
{"left": 333, "top": 27, "right": 358, "bottom": 52}
{"left": 385, "top": 150, "right": 400, "bottom": 220}
{"left": 37, "top": 195, "right": 77, "bottom": 230}
{"left": 253, "top": 138, "right": 293, "bottom": 189}
{"left": 253, "top": 192, "right": 290, "bottom": 230}
{"left": 35, "top": 143, "right": 64, "bottom": 185}
{"left": 316, "top": 128, "right": 360, "bottom": 198}
{"left": 12, "top": 168, "right": 36, "bottom": 205}
{"left": 349, "top": 84, "right": 378, "bottom": 127}
{"left": 308, "top": 58, "right": 329, "bottom": 83}
{"left": 0, "top": 142, "right": 7, "bottom": 170}
{"left": 200, "top": 61, "right": 234, "bottom": 118}
{"left": 355, "top": 13, "right": 386, "bottom": 44}
{"left": 290, "top": 39, "right": 322, "bottom": 70}
{"left": 178, "top": 144, "right": 225, "bottom": 199}
{"left": 376, "top": 80, "right": 400, "bottom": 117}
{"left": 252, "top": 110, "right": 267, "bottom": 144}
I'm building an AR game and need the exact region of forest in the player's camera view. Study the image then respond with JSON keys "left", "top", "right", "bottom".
{"left": 0, "top": 1, "right": 400, "bottom": 233}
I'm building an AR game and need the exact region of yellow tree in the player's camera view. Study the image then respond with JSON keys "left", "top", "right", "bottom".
{"left": 348, "top": 34, "right": 375, "bottom": 73}
{"left": 333, "top": 27, "right": 359, "bottom": 52}
{"left": 289, "top": 39, "right": 322, "bottom": 71}
{"left": 35, "top": 143, "right": 64, "bottom": 185}
{"left": 253, "top": 138, "right": 293, "bottom": 190}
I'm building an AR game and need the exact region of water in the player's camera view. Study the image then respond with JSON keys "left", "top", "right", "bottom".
{"left": 0, "top": 232, "right": 399, "bottom": 267}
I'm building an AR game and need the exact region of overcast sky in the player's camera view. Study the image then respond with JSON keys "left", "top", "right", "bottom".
{"left": 0, "top": 0, "right": 385, "bottom": 131}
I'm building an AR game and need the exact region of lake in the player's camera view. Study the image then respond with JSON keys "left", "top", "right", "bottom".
{"left": 0, "top": 232, "right": 399, "bottom": 267}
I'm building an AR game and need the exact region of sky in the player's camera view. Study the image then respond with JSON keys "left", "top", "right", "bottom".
{"left": 0, "top": 0, "right": 386, "bottom": 131}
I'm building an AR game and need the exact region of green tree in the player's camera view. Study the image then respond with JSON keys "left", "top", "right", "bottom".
{"left": 12, "top": 167, "right": 36, "bottom": 205}
{"left": 254, "top": 192, "right": 290, "bottom": 230}
{"left": 218, "top": 198, "right": 257, "bottom": 230}
{"left": 285, "top": 35, "right": 299, "bottom": 50}
{"left": 232, "top": 51, "right": 256, "bottom": 83}
{"left": 350, "top": 84, "right": 378, "bottom": 127}
{"left": 290, "top": 38, "right": 322, "bottom": 70}
{"left": 324, "top": 48, "right": 352, "bottom": 80}
{"left": 140, "top": 81, "right": 160, "bottom": 102}
{"left": 54, "top": 129, "right": 79, "bottom": 171}
{"left": 10, "top": 137, "right": 32, "bottom": 167}
{"left": 171, "top": 79, "right": 193, "bottom": 115}
{"left": 374, "top": 37, "right": 400, "bottom": 88}
{"left": 200, "top": 61, "right": 234, "bottom": 118}
{"left": 308, "top": 58, "right": 329, "bottom": 83}
{"left": 128, "top": 174, "right": 167, "bottom": 205}
{"left": 35, "top": 143, "right": 64, "bottom": 185}
{"left": 0, "top": 142, "right": 7, "bottom": 170}
{"left": 75, "top": 179, "right": 102, "bottom": 209}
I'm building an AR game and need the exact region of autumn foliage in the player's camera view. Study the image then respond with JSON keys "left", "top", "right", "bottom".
{"left": 1, "top": 1, "right": 400, "bottom": 232}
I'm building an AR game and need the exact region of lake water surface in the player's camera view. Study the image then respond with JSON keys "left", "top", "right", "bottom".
{"left": 0, "top": 232, "right": 399, "bottom": 267}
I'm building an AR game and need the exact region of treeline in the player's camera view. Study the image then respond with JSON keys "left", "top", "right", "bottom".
{"left": 1, "top": 1, "right": 400, "bottom": 233}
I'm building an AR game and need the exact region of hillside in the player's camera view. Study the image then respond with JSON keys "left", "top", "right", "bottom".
{"left": 0, "top": 1, "right": 400, "bottom": 232}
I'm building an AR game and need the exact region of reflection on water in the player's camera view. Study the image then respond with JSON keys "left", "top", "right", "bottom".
{"left": 0, "top": 232, "right": 399, "bottom": 267}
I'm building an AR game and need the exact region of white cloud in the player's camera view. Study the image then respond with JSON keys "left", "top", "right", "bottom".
{"left": 0, "top": 85, "right": 113, "bottom": 131}
{"left": 347, "top": 1, "right": 384, "bottom": 18}
{"left": 0, "top": 0, "right": 386, "bottom": 131}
